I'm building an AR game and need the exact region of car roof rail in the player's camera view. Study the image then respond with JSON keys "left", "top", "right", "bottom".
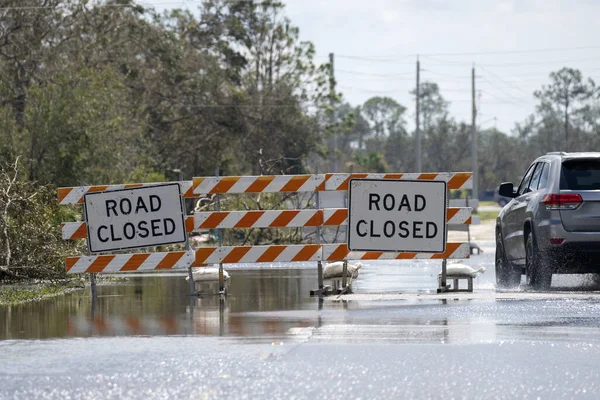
{"left": 545, "top": 151, "right": 568, "bottom": 156}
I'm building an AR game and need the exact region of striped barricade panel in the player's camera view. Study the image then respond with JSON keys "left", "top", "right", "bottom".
{"left": 61, "top": 216, "right": 195, "bottom": 240}
{"left": 62, "top": 208, "right": 474, "bottom": 240}
{"left": 194, "top": 210, "right": 323, "bottom": 229}
{"left": 322, "top": 172, "right": 473, "bottom": 191}
{"left": 445, "top": 208, "right": 474, "bottom": 225}
{"left": 194, "top": 244, "right": 322, "bottom": 265}
{"left": 321, "top": 243, "right": 470, "bottom": 262}
{"left": 65, "top": 251, "right": 195, "bottom": 274}
{"left": 57, "top": 181, "right": 195, "bottom": 205}
{"left": 322, "top": 207, "right": 474, "bottom": 226}
{"left": 192, "top": 174, "right": 325, "bottom": 195}
{"left": 61, "top": 222, "right": 88, "bottom": 240}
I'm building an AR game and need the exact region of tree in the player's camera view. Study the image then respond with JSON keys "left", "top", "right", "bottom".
{"left": 478, "top": 128, "right": 527, "bottom": 190}
{"left": 534, "top": 68, "right": 597, "bottom": 151}
{"left": 411, "top": 81, "right": 449, "bottom": 132}
{"left": 362, "top": 96, "right": 406, "bottom": 139}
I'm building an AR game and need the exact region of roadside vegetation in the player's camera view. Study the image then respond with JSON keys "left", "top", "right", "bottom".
{"left": 0, "top": 281, "right": 84, "bottom": 305}
{"left": 474, "top": 210, "right": 500, "bottom": 221}
{"left": 1, "top": 0, "right": 599, "bottom": 283}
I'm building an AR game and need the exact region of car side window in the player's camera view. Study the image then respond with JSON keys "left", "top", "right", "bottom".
{"left": 517, "top": 164, "right": 536, "bottom": 195}
{"left": 537, "top": 163, "right": 549, "bottom": 190}
{"left": 528, "top": 163, "right": 544, "bottom": 192}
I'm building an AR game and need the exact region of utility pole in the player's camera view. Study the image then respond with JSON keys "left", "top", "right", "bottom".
{"left": 329, "top": 52, "right": 337, "bottom": 173}
{"left": 471, "top": 65, "right": 478, "bottom": 199}
{"left": 415, "top": 57, "right": 421, "bottom": 173}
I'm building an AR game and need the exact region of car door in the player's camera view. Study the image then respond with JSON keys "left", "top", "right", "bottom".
{"left": 514, "top": 162, "right": 549, "bottom": 259}
{"left": 503, "top": 162, "right": 538, "bottom": 261}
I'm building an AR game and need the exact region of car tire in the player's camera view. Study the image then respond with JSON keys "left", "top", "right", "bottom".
{"left": 525, "top": 232, "right": 552, "bottom": 290}
{"left": 495, "top": 229, "right": 521, "bottom": 289}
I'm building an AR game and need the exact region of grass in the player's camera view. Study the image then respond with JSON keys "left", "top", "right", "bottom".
{"left": 0, "top": 280, "right": 84, "bottom": 305}
{"left": 479, "top": 200, "right": 498, "bottom": 207}
{"left": 474, "top": 210, "right": 500, "bottom": 221}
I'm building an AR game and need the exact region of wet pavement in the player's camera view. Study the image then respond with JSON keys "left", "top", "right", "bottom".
{"left": 2, "top": 236, "right": 600, "bottom": 398}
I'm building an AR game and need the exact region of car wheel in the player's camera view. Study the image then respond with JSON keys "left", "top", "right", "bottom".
{"left": 525, "top": 232, "right": 552, "bottom": 290}
{"left": 495, "top": 229, "right": 520, "bottom": 289}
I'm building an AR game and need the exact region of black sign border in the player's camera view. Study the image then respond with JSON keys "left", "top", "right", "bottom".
{"left": 83, "top": 182, "right": 187, "bottom": 254}
{"left": 347, "top": 178, "right": 448, "bottom": 253}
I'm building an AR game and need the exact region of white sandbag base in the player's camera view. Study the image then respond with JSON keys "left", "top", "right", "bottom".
{"left": 187, "top": 267, "right": 231, "bottom": 295}
{"left": 328, "top": 278, "right": 353, "bottom": 294}
{"left": 437, "top": 263, "right": 485, "bottom": 292}
{"left": 437, "top": 274, "right": 473, "bottom": 292}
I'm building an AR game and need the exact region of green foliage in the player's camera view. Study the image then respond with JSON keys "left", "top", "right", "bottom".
{"left": 0, "top": 282, "right": 82, "bottom": 305}
{"left": 353, "top": 152, "right": 388, "bottom": 173}
{"left": 533, "top": 68, "right": 598, "bottom": 152}
{"left": 0, "top": 159, "right": 84, "bottom": 280}
{"left": 0, "top": 0, "right": 329, "bottom": 184}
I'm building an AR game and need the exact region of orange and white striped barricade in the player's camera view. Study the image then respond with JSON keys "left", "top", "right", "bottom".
{"left": 65, "top": 251, "right": 195, "bottom": 274}
{"left": 322, "top": 243, "right": 470, "bottom": 262}
{"left": 57, "top": 181, "right": 197, "bottom": 205}
{"left": 58, "top": 182, "right": 194, "bottom": 296}
{"left": 321, "top": 172, "right": 473, "bottom": 192}
{"left": 59, "top": 171, "right": 474, "bottom": 296}
{"left": 62, "top": 208, "right": 476, "bottom": 240}
{"left": 194, "top": 244, "right": 322, "bottom": 265}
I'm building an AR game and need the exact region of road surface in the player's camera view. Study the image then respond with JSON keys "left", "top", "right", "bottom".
{"left": 2, "top": 221, "right": 600, "bottom": 399}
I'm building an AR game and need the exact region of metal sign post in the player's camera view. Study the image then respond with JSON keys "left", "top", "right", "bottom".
{"left": 439, "top": 191, "right": 450, "bottom": 293}
{"left": 341, "top": 166, "right": 352, "bottom": 290}
{"left": 177, "top": 176, "right": 194, "bottom": 297}
{"left": 315, "top": 166, "right": 324, "bottom": 291}
{"left": 82, "top": 201, "right": 97, "bottom": 299}
{"left": 216, "top": 168, "right": 225, "bottom": 295}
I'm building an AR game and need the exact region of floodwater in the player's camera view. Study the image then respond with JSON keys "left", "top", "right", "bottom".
{"left": 3, "top": 238, "right": 600, "bottom": 398}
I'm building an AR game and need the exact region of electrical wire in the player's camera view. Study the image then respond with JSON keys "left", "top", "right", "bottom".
{"left": 478, "top": 65, "right": 532, "bottom": 97}
{"left": 336, "top": 69, "right": 414, "bottom": 78}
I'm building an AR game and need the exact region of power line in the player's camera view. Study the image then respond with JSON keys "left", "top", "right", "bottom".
{"left": 336, "top": 69, "right": 413, "bottom": 78}
{"left": 335, "top": 55, "right": 415, "bottom": 63}
{"left": 480, "top": 90, "right": 529, "bottom": 105}
{"left": 324, "top": 46, "right": 600, "bottom": 58}
{"left": 338, "top": 85, "right": 407, "bottom": 94}
{"left": 478, "top": 65, "right": 531, "bottom": 97}
{"left": 480, "top": 76, "right": 529, "bottom": 103}
{"left": 480, "top": 57, "right": 600, "bottom": 68}
{"left": 421, "top": 69, "right": 472, "bottom": 79}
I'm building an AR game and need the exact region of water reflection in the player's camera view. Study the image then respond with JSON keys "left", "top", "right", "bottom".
{"left": 1, "top": 269, "right": 321, "bottom": 340}
{"left": 4, "top": 261, "right": 600, "bottom": 344}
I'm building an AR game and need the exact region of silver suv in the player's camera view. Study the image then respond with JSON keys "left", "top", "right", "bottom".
{"left": 496, "top": 152, "right": 600, "bottom": 289}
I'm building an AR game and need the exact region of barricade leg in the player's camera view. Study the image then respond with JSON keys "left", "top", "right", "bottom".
{"left": 90, "top": 272, "right": 97, "bottom": 298}
{"left": 437, "top": 259, "right": 448, "bottom": 293}
{"left": 342, "top": 260, "right": 348, "bottom": 289}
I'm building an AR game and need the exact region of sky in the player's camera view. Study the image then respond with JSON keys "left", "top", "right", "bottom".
{"left": 148, "top": 0, "right": 600, "bottom": 134}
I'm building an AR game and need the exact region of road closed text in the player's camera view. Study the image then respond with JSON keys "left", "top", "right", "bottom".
{"left": 355, "top": 193, "right": 438, "bottom": 239}
{"left": 84, "top": 184, "right": 186, "bottom": 253}
{"left": 96, "top": 195, "right": 177, "bottom": 243}
{"left": 348, "top": 180, "right": 447, "bottom": 253}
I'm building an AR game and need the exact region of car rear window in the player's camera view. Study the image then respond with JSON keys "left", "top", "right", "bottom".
{"left": 561, "top": 159, "right": 600, "bottom": 190}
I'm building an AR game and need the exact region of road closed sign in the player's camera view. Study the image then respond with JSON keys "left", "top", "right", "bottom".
{"left": 84, "top": 183, "right": 187, "bottom": 253}
{"left": 348, "top": 179, "right": 447, "bottom": 253}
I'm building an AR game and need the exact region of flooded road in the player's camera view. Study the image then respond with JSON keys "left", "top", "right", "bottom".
{"left": 3, "top": 239, "right": 600, "bottom": 398}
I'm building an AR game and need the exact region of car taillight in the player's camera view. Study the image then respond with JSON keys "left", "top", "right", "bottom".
{"left": 542, "top": 194, "right": 583, "bottom": 210}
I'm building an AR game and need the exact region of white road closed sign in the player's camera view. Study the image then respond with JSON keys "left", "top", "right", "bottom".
{"left": 84, "top": 183, "right": 187, "bottom": 253}
{"left": 348, "top": 179, "right": 447, "bottom": 253}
